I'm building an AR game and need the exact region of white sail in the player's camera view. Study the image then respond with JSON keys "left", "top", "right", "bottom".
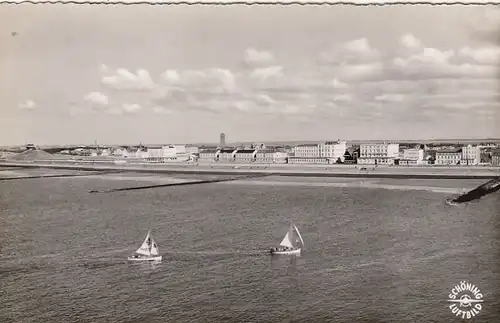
{"left": 293, "top": 224, "right": 305, "bottom": 247}
{"left": 279, "top": 232, "right": 294, "bottom": 248}
{"left": 135, "top": 230, "right": 153, "bottom": 256}
{"left": 150, "top": 237, "right": 159, "bottom": 256}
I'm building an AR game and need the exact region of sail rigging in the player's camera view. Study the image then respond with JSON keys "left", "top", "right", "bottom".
{"left": 134, "top": 230, "right": 159, "bottom": 256}
{"left": 279, "top": 223, "right": 303, "bottom": 249}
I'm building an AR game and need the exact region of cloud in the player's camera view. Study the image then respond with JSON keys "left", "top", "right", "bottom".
{"left": 331, "top": 78, "right": 349, "bottom": 89}
{"left": 400, "top": 34, "right": 421, "bottom": 49}
{"left": 243, "top": 48, "right": 275, "bottom": 66}
{"left": 374, "top": 94, "right": 405, "bottom": 102}
{"left": 91, "top": 35, "right": 499, "bottom": 124}
{"left": 18, "top": 100, "right": 36, "bottom": 110}
{"left": 122, "top": 103, "right": 142, "bottom": 114}
{"left": 84, "top": 92, "right": 109, "bottom": 105}
{"left": 102, "top": 68, "right": 155, "bottom": 91}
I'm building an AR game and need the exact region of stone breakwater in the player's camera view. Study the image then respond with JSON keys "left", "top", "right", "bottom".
{"left": 1, "top": 161, "right": 499, "bottom": 180}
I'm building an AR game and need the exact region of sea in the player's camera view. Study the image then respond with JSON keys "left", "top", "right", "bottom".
{"left": 1, "top": 169, "right": 499, "bottom": 323}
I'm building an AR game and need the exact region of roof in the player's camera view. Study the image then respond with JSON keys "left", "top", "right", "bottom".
{"left": 236, "top": 149, "right": 256, "bottom": 154}
{"left": 296, "top": 144, "right": 318, "bottom": 148}
{"left": 436, "top": 149, "right": 462, "bottom": 154}
{"left": 200, "top": 149, "right": 219, "bottom": 153}
{"left": 288, "top": 156, "right": 328, "bottom": 159}
{"left": 220, "top": 148, "right": 236, "bottom": 153}
{"left": 256, "top": 149, "right": 276, "bottom": 154}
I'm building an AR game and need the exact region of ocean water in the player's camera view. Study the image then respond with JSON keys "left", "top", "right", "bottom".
{"left": 1, "top": 172, "right": 500, "bottom": 323}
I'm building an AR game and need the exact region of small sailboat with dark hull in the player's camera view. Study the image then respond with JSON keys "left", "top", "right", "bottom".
{"left": 446, "top": 177, "right": 500, "bottom": 205}
{"left": 128, "top": 229, "right": 162, "bottom": 262}
{"left": 269, "top": 223, "right": 304, "bottom": 255}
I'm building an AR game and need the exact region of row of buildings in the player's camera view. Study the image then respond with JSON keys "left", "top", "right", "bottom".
{"left": 35, "top": 139, "right": 500, "bottom": 167}
{"left": 197, "top": 141, "right": 500, "bottom": 166}
{"left": 59, "top": 144, "right": 199, "bottom": 163}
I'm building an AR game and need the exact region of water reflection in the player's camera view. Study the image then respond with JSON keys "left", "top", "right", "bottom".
{"left": 270, "top": 253, "right": 304, "bottom": 272}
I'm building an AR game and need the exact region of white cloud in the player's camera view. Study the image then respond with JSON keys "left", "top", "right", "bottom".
{"left": 84, "top": 92, "right": 109, "bottom": 105}
{"left": 122, "top": 103, "right": 142, "bottom": 113}
{"left": 18, "top": 100, "right": 36, "bottom": 110}
{"left": 161, "top": 70, "right": 180, "bottom": 83}
{"left": 244, "top": 48, "right": 275, "bottom": 66}
{"left": 331, "top": 78, "right": 349, "bottom": 89}
{"left": 375, "top": 94, "right": 405, "bottom": 102}
{"left": 459, "top": 46, "right": 500, "bottom": 65}
{"left": 91, "top": 37, "right": 500, "bottom": 123}
{"left": 102, "top": 68, "right": 155, "bottom": 91}
{"left": 400, "top": 34, "right": 421, "bottom": 49}
{"left": 249, "top": 66, "right": 284, "bottom": 81}
{"left": 339, "top": 62, "right": 383, "bottom": 81}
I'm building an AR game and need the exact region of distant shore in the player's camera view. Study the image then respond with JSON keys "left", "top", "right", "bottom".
{"left": 1, "top": 160, "right": 499, "bottom": 180}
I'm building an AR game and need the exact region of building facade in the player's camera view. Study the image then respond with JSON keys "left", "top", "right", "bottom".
{"left": 199, "top": 149, "right": 220, "bottom": 162}
{"left": 234, "top": 149, "right": 257, "bottom": 163}
{"left": 399, "top": 148, "right": 425, "bottom": 165}
{"left": 435, "top": 149, "right": 462, "bottom": 165}
{"left": 219, "top": 148, "right": 237, "bottom": 162}
{"left": 288, "top": 156, "right": 329, "bottom": 164}
{"left": 491, "top": 149, "right": 500, "bottom": 166}
{"left": 255, "top": 149, "right": 275, "bottom": 163}
{"left": 319, "top": 140, "right": 347, "bottom": 162}
{"left": 358, "top": 143, "right": 400, "bottom": 165}
{"left": 461, "top": 144, "right": 481, "bottom": 165}
{"left": 294, "top": 144, "right": 320, "bottom": 158}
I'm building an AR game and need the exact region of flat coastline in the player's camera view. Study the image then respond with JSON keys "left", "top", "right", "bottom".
{"left": 1, "top": 160, "right": 499, "bottom": 180}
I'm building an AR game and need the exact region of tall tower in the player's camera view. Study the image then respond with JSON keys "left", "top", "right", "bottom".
{"left": 220, "top": 133, "right": 226, "bottom": 147}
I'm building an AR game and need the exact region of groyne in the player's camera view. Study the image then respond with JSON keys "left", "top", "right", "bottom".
{"left": 89, "top": 174, "right": 271, "bottom": 193}
{"left": 1, "top": 162, "right": 499, "bottom": 180}
{"left": 0, "top": 170, "right": 122, "bottom": 181}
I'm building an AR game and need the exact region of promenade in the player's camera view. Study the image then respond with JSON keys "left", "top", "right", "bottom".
{"left": 1, "top": 160, "right": 499, "bottom": 179}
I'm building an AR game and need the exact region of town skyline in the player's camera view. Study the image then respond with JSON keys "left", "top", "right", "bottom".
{"left": 2, "top": 6, "right": 500, "bottom": 146}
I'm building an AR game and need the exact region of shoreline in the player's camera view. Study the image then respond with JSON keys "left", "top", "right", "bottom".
{"left": 1, "top": 161, "right": 499, "bottom": 180}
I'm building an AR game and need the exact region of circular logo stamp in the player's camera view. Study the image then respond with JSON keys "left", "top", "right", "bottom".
{"left": 447, "top": 281, "right": 484, "bottom": 319}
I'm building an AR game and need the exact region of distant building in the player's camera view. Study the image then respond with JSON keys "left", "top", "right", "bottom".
{"left": 491, "top": 149, "right": 500, "bottom": 166}
{"left": 319, "top": 140, "right": 347, "bottom": 163}
{"left": 220, "top": 133, "right": 226, "bottom": 147}
{"left": 358, "top": 142, "right": 399, "bottom": 165}
{"left": 400, "top": 148, "right": 425, "bottom": 166}
{"left": 288, "top": 156, "right": 329, "bottom": 164}
{"left": 435, "top": 148, "right": 462, "bottom": 165}
{"left": 25, "top": 144, "right": 36, "bottom": 151}
{"left": 199, "top": 149, "right": 220, "bottom": 162}
{"left": 461, "top": 144, "right": 480, "bottom": 165}
{"left": 480, "top": 149, "right": 492, "bottom": 165}
{"left": 219, "top": 148, "right": 237, "bottom": 162}
{"left": 294, "top": 144, "right": 320, "bottom": 158}
{"left": 234, "top": 149, "right": 257, "bottom": 163}
{"left": 254, "top": 149, "right": 289, "bottom": 164}
{"left": 255, "top": 149, "right": 275, "bottom": 163}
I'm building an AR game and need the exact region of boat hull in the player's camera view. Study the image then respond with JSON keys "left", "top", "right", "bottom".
{"left": 270, "top": 248, "right": 301, "bottom": 255}
{"left": 127, "top": 255, "right": 162, "bottom": 262}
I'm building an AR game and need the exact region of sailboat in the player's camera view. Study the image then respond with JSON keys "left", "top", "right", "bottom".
{"left": 127, "top": 229, "right": 162, "bottom": 262}
{"left": 269, "top": 223, "right": 304, "bottom": 255}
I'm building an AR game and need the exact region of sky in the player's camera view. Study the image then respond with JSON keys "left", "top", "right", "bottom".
{"left": 1, "top": 5, "right": 500, "bottom": 145}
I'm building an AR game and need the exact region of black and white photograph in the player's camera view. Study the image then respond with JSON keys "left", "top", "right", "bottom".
{"left": 1, "top": 3, "right": 500, "bottom": 322}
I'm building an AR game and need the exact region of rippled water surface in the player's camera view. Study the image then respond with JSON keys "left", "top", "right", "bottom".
{"left": 1, "top": 171, "right": 499, "bottom": 322}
